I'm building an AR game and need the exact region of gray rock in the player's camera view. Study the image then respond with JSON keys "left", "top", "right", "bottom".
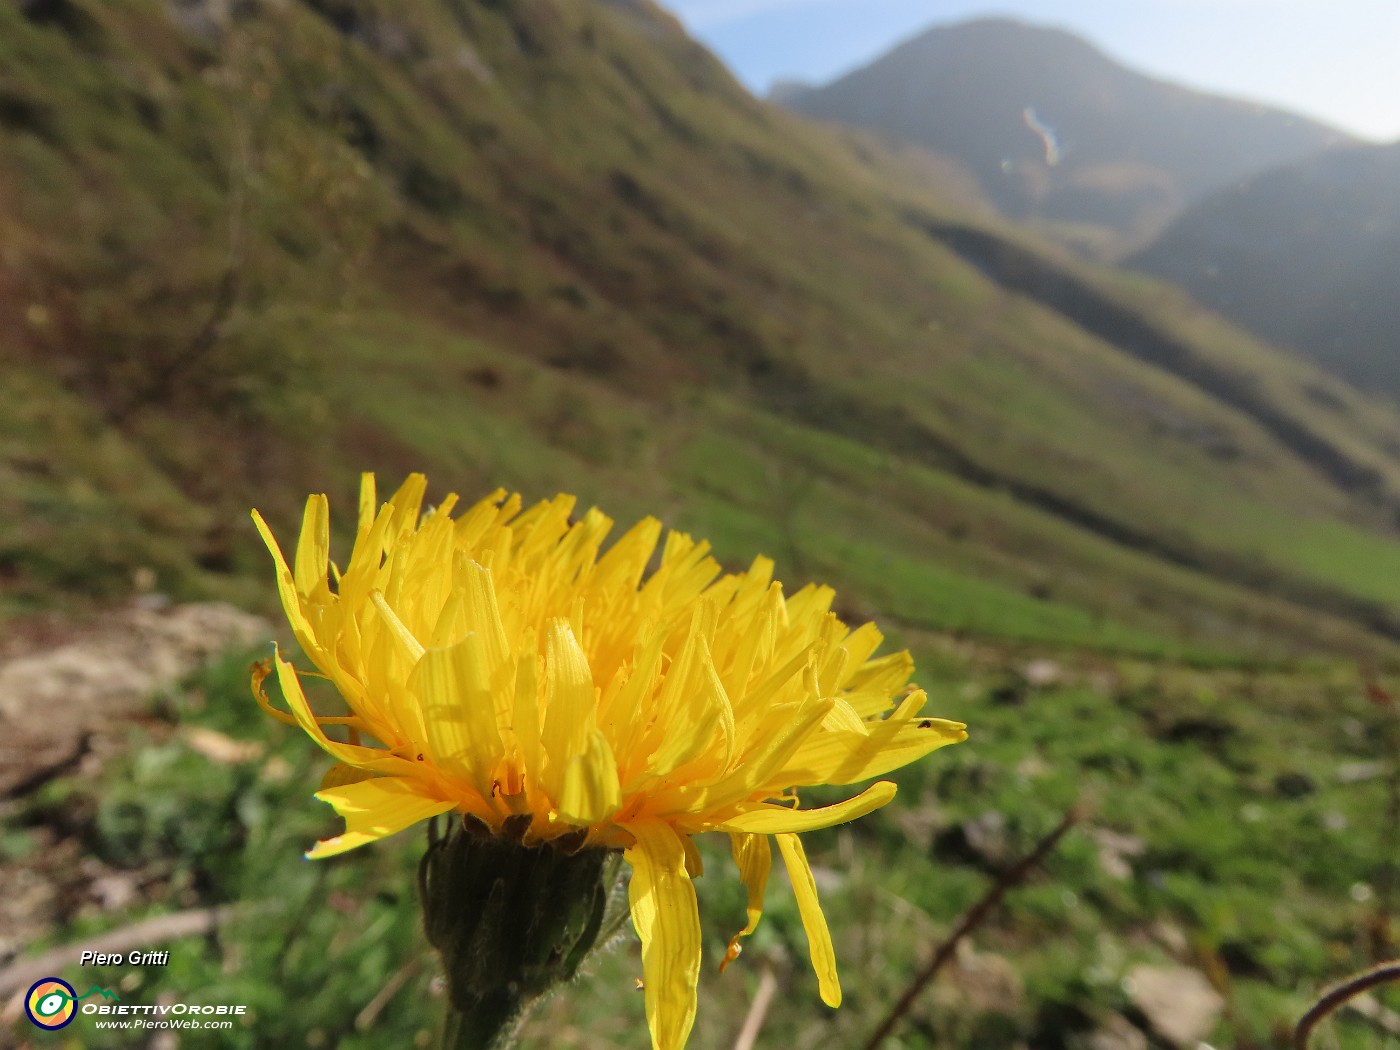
{"left": 1090, "top": 828, "right": 1146, "bottom": 881}
{"left": 1088, "top": 1014, "right": 1148, "bottom": 1050}
{"left": 1124, "top": 964, "right": 1224, "bottom": 1048}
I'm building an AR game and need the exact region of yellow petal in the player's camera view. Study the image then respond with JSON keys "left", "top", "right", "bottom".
{"left": 714, "top": 581, "right": 778, "bottom": 714}
{"left": 251, "top": 510, "right": 322, "bottom": 661}
{"left": 457, "top": 557, "right": 520, "bottom": 739}
{"left": 356, "top": 472, "right": 377, "bottom": 533}
{"left": 729, "top": 645, "right": 813, "bottom": 731}
{"left": 339, "top": 501, "right": 397, "bottom": 609}
{"left": 557, "top": 729, "right": 622, "bottom": 826}
{"left": 830, "top": 622, "right": 885, "bottom": 688}
{"left": 649, "top": 622, "right": 736, "bottom": 779}
{"left": 408, "top": 634, "right": 506, "bottom": 798}
{"left": 681, "top": 833, "right": 705, "bottom": 878}
{"left": 511, "top": 634, "right": 544, "bottom": 784}
{"left": 461, "top": 558, "right": 511, "bottom": 676}
{"left": 785, "top": 583, "right": 835, "bottom": 624}
{"left": 428, "top": 587, "right": 469, "bottom": 651}
{"left": 453, "top": 488, "right": 512, "bottom": 550}
{"left": 385, "top": 473, "right": 429, "bottom": 545}
{"left": 692, "top": 696, "right": 833, "bottom": 812}
{"left": 271, "top": 651, "right": 417, "bottom": 777}
{"left": 370, "top": 591, "right": 427, "bottom": 663}
{"left": 603, "top": 628, "right": 665, "bottom": 781}
{"left": 819, "top": 698, "right": 869, "bottom": 736}
{"left": 624, "top": 819, "right": 701, "bottom": 1050}
{"left": 320, "top": 762, "right": 375, "bottom": 791}
{"left": 843, "top": 651, "right": 916, "bottom": 717}
{"left": 307, "top": 776, "right": 455, "bottom": 859}
{"left": 776, "top": 833, "right": 841, "bottom": 1007}
{"left": 787, "top": 719, "right": 965, "bottom": 786}
{"left": 250, "top": 656, "right": 297, "bottom": 727}
{"left": 294, "top": 494, "right": 331, "bottom": 599}
{"left": 721, "top": 832, "right": 770, "bottom": 973}
{"left": 539, "top": 620, "right": 598, "bottom": 806}
{"left": 782, "top": 694, "right": 968, "bottom": 785}
{"left": 593, "top": 515, "right": 663, "bottom": 594}
{"left": 716, "top": 781, "right": 897, "bottom": 834}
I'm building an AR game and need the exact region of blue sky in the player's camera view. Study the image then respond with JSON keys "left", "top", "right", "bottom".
{"left": 662, "top": 0, "right": 1400, "bottom": 142}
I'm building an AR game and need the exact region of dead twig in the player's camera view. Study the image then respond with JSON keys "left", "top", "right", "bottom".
{"left": 731, "top": 967, "right": 778, "bottom": 1050}
{"left": 1295, "top": 960, "right": 1400, "bottom": 1049}
{"left": 355, "top": 954, "right": 423, "bottom": 1032}
{"left": 862, "top": 805, "right": 1083, "bottom": 1050}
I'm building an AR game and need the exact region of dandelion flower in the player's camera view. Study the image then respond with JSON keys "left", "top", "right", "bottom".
{"left": 253, "top": 474, "right": 966, "bottom": 1050}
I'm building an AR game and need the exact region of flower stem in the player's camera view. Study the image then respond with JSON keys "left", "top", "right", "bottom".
{"left": 439, "top": 992, "right": 531, "bottom": 1050}
{"left": 420, "top": 821, "right": 622, "bottom": 1050}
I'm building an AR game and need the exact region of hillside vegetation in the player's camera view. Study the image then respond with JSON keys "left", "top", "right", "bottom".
{"left": 1131, "top": 141, "right": 1400, "bottom": 395}
{"left": 4, "top": 0, "right": 1400, "bottom": 665}
{"left": 10, "top": 3, "right": 1400, "bottom": 1049}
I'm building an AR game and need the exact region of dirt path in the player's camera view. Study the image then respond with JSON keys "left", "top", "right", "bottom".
{"left": 0, "top": 600, "right": 269, "bottom": 796}
{"left": 0, "top": 600, "right": 271, "bottom": 965}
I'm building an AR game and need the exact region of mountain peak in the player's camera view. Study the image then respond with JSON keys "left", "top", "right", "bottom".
{"left": 892, "top": 15, "right": 1113, "bottom": 55}
{"left": 786, "top": 17, "right": 1351, "bottom": 256}
{"left": 766, "top": 78, "right": 813, "bottom": 105}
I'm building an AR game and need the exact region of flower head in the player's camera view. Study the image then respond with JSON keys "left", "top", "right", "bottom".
{"left": 253, "top": 474, "right": 966, "bottom": 1050}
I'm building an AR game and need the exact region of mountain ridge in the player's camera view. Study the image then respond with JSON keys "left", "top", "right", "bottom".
{"left": 786, "top": 16, "right": 1353, "bottom": 257}
{"left": 1130, "top": 140, "right": 1400, "bottom": 394}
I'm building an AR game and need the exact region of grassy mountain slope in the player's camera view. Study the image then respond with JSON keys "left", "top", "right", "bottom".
{"left": 10, "top": 6, "right": 1400, "bottom": 1050}
{"left": 1130, "top": 141, "right": 1400, "bottom": 394}
{"left": 5, "top": 0, "right": 1400, "bottom": 666}
{"left": 786, "top": 17, "right": 1351, "bottom": 257}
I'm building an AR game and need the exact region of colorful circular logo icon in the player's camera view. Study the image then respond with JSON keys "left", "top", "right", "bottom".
{"left": 25, "top": 977, "right": 78, "bottom": 1030}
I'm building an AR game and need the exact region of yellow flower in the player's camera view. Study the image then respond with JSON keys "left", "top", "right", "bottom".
{"left": 253, "top": 474, "right": 966, "bottom": 1050}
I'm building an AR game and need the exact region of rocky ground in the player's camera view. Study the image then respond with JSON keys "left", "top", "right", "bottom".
{"left": 0, "top": 601, "right": 270, "bottom": 991}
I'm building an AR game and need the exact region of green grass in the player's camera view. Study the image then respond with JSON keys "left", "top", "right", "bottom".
{"left": 9, "top": 639, "right": 1400, "bottom": 1049}
{"left": 1233, "top": 510, "right": 1400, "bottom": 607}
{"left": 0, "top": 365, "right": 216, "bottom": 615}
{"left": 9, "top": 651, "right": 441, "bottom": 1049}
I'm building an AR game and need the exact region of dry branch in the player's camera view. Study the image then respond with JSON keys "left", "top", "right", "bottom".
{"left": 732, "top": 967, "right": 778, "bottom": 1050}
{"left": 863, "top": 805, "right": 1083, "bottom": 1050}
{"left": 1295, "top": 960, "right": 1400, "bottom": 1049}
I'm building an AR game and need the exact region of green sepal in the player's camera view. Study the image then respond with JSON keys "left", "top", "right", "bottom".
{"left": 418, "top": 821, "right": 622, "bottom": 1050}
